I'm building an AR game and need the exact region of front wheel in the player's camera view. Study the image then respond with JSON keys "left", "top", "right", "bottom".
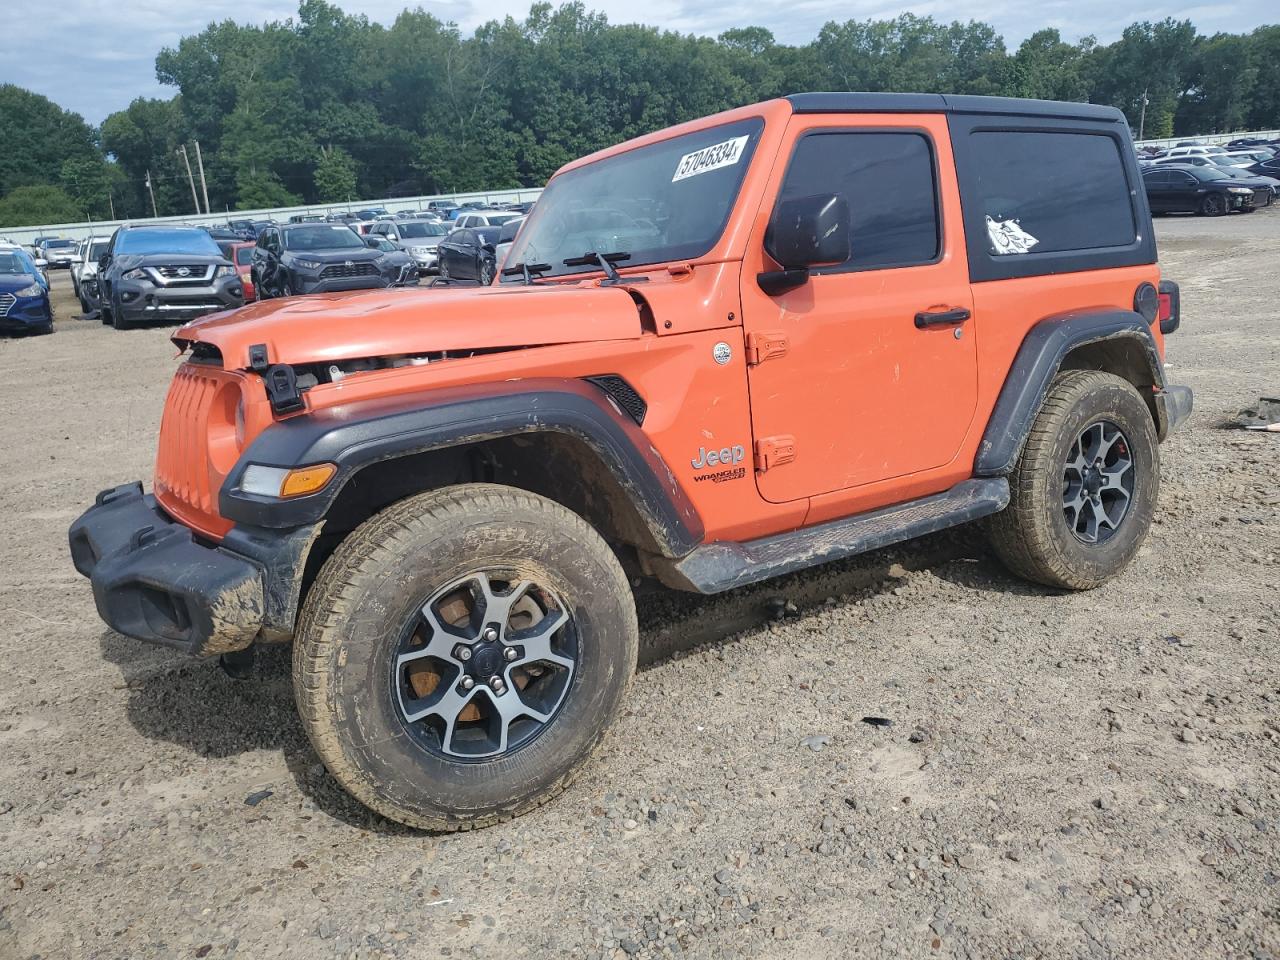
{"left": 1199, "top": 193, "right": 1227, "bottom": 217}
{"left": 987, "top": 370, "right": 1159, "bottom": 590}
{"left": 293, "top": 484, "right": 639, "bottom": 830}
{"left": 479, "top": 259, "right": 494, "bottom": 285}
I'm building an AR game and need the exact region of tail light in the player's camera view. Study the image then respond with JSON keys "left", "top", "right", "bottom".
{"left": 1157, "top": 279, "right": 1180, "bottom": 335}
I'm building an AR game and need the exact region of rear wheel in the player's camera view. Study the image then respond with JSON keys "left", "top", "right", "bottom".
{"left": 988, "top": 370, "right": 1159, "bottom": 590}
{"left": 293, "top": 484, "right": 638, "bottom": 830}
{"left": 1199, "top": 193, "right": 1227, "bottom": 216}
{"left": 439, "top": 257, "right": 450, "bottom": 282}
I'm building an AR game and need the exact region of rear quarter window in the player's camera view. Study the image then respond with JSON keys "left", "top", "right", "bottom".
{"left": 949, "top": 117, "right": 1154, "bottom": 282}
{"left": 968, "top": 130, "right": 1135, "bottom": 254}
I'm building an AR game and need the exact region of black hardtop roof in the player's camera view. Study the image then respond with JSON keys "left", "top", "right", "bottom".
{"left": 786, "top": 92, "right": 1126, "bottom": 124}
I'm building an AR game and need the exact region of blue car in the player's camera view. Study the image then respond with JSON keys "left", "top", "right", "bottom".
{"left": 0, "top": 246, "right": 54, "bottom": 335}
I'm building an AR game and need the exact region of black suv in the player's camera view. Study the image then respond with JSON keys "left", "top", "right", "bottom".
{"left": 252, "top": 223, "right": 401, "bottom": 298}
{"left": 98, "top": 225, "right": 243, "bottom": 329}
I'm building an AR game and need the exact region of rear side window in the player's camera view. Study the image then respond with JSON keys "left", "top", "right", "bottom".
{"left": 966, "top": 131, "right": 1135, "bottom": 256}
{"left": 776, "top": 131, "right": 940, "bottom": 271}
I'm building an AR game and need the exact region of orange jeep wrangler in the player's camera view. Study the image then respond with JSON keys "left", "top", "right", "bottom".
{"left": 70, "top": 93, "right": 1191, "bottom": 830}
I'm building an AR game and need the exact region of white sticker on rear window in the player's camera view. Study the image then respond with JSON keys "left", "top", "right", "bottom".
{"left": 986, "top": 215, "right": 1039, "bottom": 255}
{"left": 672, "top": 136, "right": 750, "bottom": 183}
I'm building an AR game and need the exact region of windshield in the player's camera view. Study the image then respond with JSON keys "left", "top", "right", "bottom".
{"left": 398, "top": 222, "right": 448, "bottom": 238}
{"left": 503, "top": 117, "right": 763, "bottom": 280}
{"left": 117, "top": 229, "right": 221, "bottom": 256}
{"left": 0, "top": 252, "right": 32, "bottom": 274}
{"left": 88, "top": 241, "right": 109, "bottom": 260}
{"left": 235, "top": 247, "right": 253, "bottom": 265}
{"left": 45, "top": 239, "right": 75, "bottom": 250}
{"left": 284, "top": 225, "right": 366, "bottom": 251}
{"left": 1194, "top": 167, "right": 1232, "bottom": 182}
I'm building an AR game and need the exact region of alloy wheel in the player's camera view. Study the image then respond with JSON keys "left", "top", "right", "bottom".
{"left": 392, "top": 571, "right": 577, "bottom": 760}
{"left": 1061, "top": 419, "right": 1134, "bottom": 544}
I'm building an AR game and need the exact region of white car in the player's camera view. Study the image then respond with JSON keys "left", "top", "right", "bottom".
{"left": 454, "top": 209, "right": 524, "bottom": 229}
{"left": 71, "top": 236, "right": 111, "bottom": 310}
{"left": 40, "top": 238, "right": 78, "bottom": 268}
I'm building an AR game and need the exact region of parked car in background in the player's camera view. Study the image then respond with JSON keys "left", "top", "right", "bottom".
{"left": 362, "top": 236, "right": 419, "bottom": 285}
{"left": 251, "top": 220, "right": 276, "bottom": 237}
{"left": 40, "top": 238, "right": 78, "bottom": 269}
{"left": 425, "top": 199, "right": 458, "bottom": 217}
{"left": 217, "top": 240, "right": 258, "bottom": 302}
{"left": 0, "top": 244, "right": 53, "bottom": 335}
{"left": 1163, "top": 145, "right": 1227, "bottom": 159}
{"left": 227, "top": 220, "right": 257, "bottom": 239}
{"left": 1142, "top": 164, "right": 1258, "bottom": 216}
{"left": 448, "top": 201, "right": 487, "bottom": 221}
{"left": 252, "top": 223, "right": 401, "bottom": 297}
{"left": 454, "top": 209, "right": 522, "bottom": 229}
{"left": 72, "top": 236, "right": 111, "bottom": 312}
{"left": 1153, "top": 155, "right": 1220, "bottom": 169}
{"left": 1245, "top": 156, "right": 1280, "bottom": 179}
{"left": 203, "top": 225, "right": 243, "bottom": 244}
{"left": 493, "top": 214, "right": 526, "bottom": 271}
{"left": 288, "top": 214, "right": 326, "bottom": 223}
{"left": 436, "top": 226, "right": 500, "bottom": 284}
{"left": 368, "top": 219, "right": 450, "bottom": 274}
{"left": 1209, "top": 170, "right": 1278, "bottom": 205}
{"left": 353, "top": 208, "right": 389, "bottom": 221}
{"left": 98, "top": 224, "right": 243, "bottom": 329}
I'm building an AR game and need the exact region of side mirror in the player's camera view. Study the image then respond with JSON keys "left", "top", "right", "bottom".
{"left": 98, "top": 254, "right": 109, "bottom": 269}
{"left": 758, "top": 193, "right": 850, "bottom": 295}
{"left": 365, "top": 236, "right": 381, "bottom": 248}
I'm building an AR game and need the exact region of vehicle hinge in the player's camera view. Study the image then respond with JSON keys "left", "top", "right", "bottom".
{"left": 248, "top": 343, "right": 270, "bottom": 373}
{"left": 745, "top": 331, "right": 789, "bottom": 366}
{"left": 754, "top": 435, "right": 796, "bottom": 472}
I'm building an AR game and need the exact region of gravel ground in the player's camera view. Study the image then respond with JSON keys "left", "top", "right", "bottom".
{"left": 1, "top": 211, "right": 1278, "bottom": 960}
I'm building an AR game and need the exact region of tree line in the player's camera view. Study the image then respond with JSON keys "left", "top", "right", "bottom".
{"left": 1, "top": 0, "right": 1278, "bottom": 227}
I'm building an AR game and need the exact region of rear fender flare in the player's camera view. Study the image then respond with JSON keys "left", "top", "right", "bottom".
{"left": 218, "top": 378, "right": 703, "bottom": 558}
{"left": 975, "top": 310, "right": 1165, "bottom": 476}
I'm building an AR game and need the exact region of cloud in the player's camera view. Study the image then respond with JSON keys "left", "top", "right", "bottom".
{"left": 0, "top": 0, "right": 1273, "bottom": 123}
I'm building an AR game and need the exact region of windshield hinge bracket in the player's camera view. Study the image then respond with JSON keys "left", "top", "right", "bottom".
{"left": 745, "top": 331, "right": 789, "bottom": 366}
{"left": 754, "top": 435, "right": 797, "bottom": 473}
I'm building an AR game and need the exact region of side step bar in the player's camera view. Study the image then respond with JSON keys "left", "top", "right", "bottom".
{"left": 667, "top": 477, "right": 1010, "bottom": 595}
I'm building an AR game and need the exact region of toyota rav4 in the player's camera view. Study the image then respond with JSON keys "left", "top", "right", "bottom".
{"left": 70, "top": 93, "right": 1192, "bottom": 830}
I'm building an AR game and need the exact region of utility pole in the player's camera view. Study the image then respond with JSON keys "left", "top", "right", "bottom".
{"left": 193, "top": 140, "right": 211, "bottom": 214}
{"left": 108, "top": 191, "right": 116, "bottom": 220}
{"left": 178, "top": 145, "right": 200, "bottom": 214}
{"left": 145, "top": 170, "right": 158, "bottom": 218}
{"left": 1137, "top": 88, "right": 1150, "bottom": 142}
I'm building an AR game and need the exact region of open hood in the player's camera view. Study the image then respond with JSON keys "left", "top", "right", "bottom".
{"left": 174, "top": 282, "right": 645, "bottom": 369}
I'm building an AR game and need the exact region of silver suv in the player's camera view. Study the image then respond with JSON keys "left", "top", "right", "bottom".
{"left": 368, "top": 219, "right": 451, "bottom": 275}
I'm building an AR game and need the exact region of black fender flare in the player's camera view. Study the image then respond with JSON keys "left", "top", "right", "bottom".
{"left": 974, "top": 310, "right": 1166, "bottom": 476}
{"left": 218, "top": 377, "right": 703, "bottom": 557}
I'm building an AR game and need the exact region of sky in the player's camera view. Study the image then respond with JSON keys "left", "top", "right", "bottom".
{"left": 0, "top": 0, "right": 1271, "bottom": 124}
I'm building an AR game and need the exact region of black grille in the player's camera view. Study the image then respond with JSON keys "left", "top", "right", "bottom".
{"left": 320, "top": 261, "right": 378, "bottom": 280}
{"left": 587, "top": 375, "right": 647, "bottom": 425}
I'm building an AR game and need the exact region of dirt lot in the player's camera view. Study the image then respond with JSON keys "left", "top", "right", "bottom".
{"left": 2, "top": 211, "right": 1278, "bottom": 960}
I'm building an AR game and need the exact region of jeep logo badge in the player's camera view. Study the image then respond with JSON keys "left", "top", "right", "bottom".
{"left": 691, "top": 444, "right": 746, "bottom": 469}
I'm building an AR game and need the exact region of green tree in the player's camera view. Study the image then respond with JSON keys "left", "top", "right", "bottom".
{"left": 0, "top": 184, "right": 82, "bottom": 226}
{"left": 314, "top": 145, "right": 357, "bottom": 201}
{"left": 0, "top": 85, "right": 100, "bottom": 197}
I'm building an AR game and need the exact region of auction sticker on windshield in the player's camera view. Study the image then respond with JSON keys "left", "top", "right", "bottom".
{"left": 672, "top": 136, "right": 750, "bottom": 182}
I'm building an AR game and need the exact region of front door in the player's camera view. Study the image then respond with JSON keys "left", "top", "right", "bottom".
{"left": 740, "top": 115, "right": 978, "bottom": 504}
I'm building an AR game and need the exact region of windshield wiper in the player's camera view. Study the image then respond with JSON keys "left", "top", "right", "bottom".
{"left": 562, "top": 251, "right": 645, "bottom": 285}
{"left": 499, "top": 261, "right": 552, "bottom": 285}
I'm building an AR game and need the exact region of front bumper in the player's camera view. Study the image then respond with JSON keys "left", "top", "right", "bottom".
{"left": 115, "top": 278, "right": 243, "bottom": 323}
{"left": 70, "top": 483, "right": 267, "bottom": 655}
{"left": 0, "top": 295, "right": 52, "bottom": 333}
{"left": 1154, "top": 385, "right": 1194, "bottom": 439}
{"left": 293, "top": 273, "right": 387, "bottom": 294}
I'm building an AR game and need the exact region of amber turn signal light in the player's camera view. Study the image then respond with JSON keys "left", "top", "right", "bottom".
{"left": 279, "top": 463, "right": 338, "bottom": 498}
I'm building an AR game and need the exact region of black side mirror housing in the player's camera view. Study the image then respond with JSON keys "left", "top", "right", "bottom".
{"left": 758, "top": 193, "right": 850, "bottom": 295}
{"left": 98, "top": 254, "right": 110, "bottom": 269}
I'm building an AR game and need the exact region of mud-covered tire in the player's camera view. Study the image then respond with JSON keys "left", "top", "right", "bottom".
{"left": 293, "top": 483, "right": 638, "bottom": 830}
{"left": 987, "top": 370, "right": 1159, "bottom": 590}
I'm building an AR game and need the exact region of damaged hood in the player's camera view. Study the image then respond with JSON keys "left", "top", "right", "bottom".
{"left": 174, "top": 282, "right": 645, "bottom": 369}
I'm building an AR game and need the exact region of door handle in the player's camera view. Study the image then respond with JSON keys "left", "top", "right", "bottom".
{"left": 914, "top": 307, "right": 971, "bottom": 328}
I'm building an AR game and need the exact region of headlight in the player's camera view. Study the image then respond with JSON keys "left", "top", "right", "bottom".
{"left": 1227, "top": 187, "right": 1252, "bottom": 194}
{"left": 121, "top": 268, "right": 146, "bottom": 280}
{"left": 293, "top": 258, "right": 322, "bottom": 270}
{"left": 215, "top": 265, "right": 236, "bottom": 278}
{"left": 240, "top": 463, "right": 337, "bottom": 498}
{"left": 15, "top": 283, "right": 43, "bottom": 297}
